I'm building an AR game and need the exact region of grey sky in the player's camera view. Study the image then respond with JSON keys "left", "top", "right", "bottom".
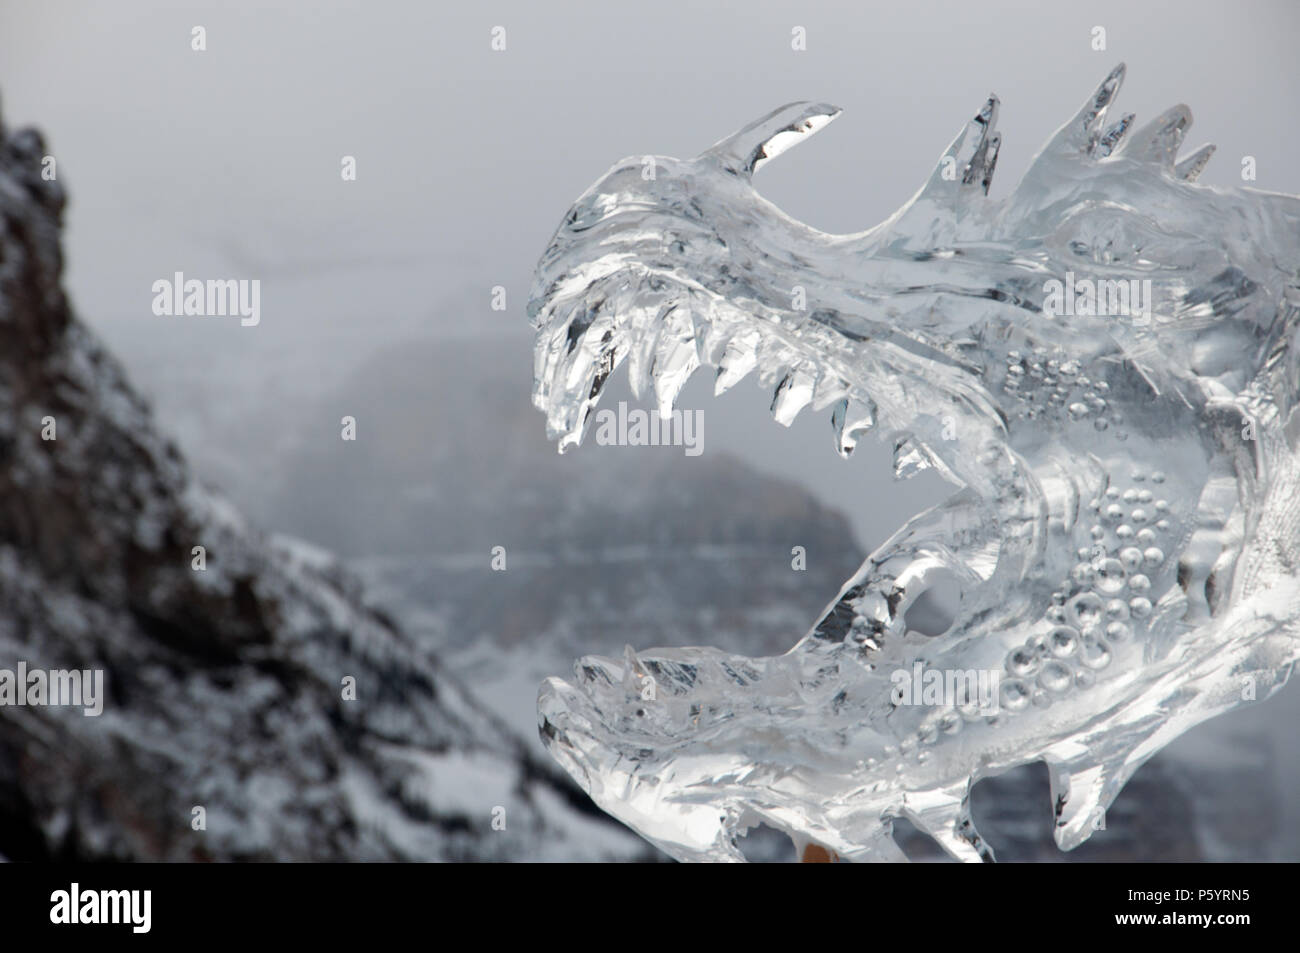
{"left": 1, "top": 0, "right": 1296, "bottom": 548}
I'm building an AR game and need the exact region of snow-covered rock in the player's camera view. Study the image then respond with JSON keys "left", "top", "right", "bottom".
{"left": 0, "top": 107, "right": 648, "bottom": 861}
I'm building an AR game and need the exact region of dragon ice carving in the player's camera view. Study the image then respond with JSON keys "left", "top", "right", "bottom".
{"left": 527, "top": 66, "right": 1300, "bottom": 862}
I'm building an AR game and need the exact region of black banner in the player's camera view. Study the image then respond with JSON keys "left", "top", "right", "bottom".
{"left": 0, "top": 862, "right": 1282, "bottom": 941}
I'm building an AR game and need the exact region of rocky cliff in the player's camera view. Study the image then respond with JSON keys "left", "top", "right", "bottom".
{"left": 0, "top": 109, "right": 645, "bottom": 861}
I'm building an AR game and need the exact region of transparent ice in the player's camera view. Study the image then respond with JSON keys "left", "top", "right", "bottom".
{"left": 527, "top": 66, "right": 1300, "bottom": 861}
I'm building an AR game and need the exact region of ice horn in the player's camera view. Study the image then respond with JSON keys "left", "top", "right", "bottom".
{"left": 1175, "top": 143, "right": 1216, "bottom": 182}
{"left": 893, "top": 94, "right": 1001, "bottom": 219}
{"left": 1122, "top": 104, "right": 1192, "bottom": 169}
{"left": 1041, "top": 62, "right": 1126, "bottom": 157}
{"left": 703, "top": 101, "right": 841, "bottom": 178}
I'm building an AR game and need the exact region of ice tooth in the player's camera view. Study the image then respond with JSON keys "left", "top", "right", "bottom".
{"left": 652, "top": 345, "right": 699, "bottom": 415}
{"left": 904, "top": 783, "right": 995, "bottom": 863}
{"left": 714, "top": 331, "right": 760, "bottom": 395}
{"left": 560, "top": 316, "right": 615, "bottom": 392}
{"left": 1045, "top": 755, "right": 1124, "bottom": 851}
{"left": 697, "top": 313, "right": 732, "bottom": 366}
{"left": 892, "top": 434, "right": 934, "bottom": 480}
{"left": 1046, "top": 62, "right": 1126, "bottom": 155}
{"left": 651, "top": 311, "right": 700, "bottom": 415}
{"left": 771, "top": 365, "right": 816, "bottom": 426}
{"left": 831, "top": 397, "right": 875, "bottom": 457}
{"left": 534, "top": 304, "right": 580, "bottom": 407}
{"left": 621, "top": 644, "right": 651, "bottom": 691}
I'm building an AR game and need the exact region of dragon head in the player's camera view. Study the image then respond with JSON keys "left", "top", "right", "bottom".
{"left": 529, "top": 66, "right": 1300, "bottom": 862}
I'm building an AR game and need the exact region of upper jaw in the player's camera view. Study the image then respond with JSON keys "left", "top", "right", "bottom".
{"left": 529, "top": 251, "right": 1013, "bottom": 494}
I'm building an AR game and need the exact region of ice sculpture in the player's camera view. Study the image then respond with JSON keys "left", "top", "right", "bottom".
{"left": 527, "top": 66, "right": 1300, "bottom": 862}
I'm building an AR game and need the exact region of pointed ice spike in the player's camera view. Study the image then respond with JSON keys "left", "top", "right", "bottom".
{"left": 546, "top": 382, "right": 596, "bottom": 449}
{"left": 892, "top": 434, "right": 934, "bottom": 480}
{"left": 917, "top": 95, "right": 1000, "bottom": 200}
{"left": 543, "top": 332, "right": 600, "bottom": 443}
{"left": 831, "top": 397, "right": 875, "bottom": 457}
{"left": 651, "top": 323, "right": 700, "bottom": 415}
{"left": 1045, "top": 754, "right": 1129, "bottom": 850}
{"left": 534, "top": 304, "right": 582, "bottom": 407}
{"left": 959, "top": 98, "right": 999, "bottom": 190}
{"left": 696, "top": 312, "right": 731, "bottom": 366}
{"left": 560, "top": 315, "right": 615, "bottom": 393}
{"left": 626, "top": 306, "right": 674, "bottom": 401}
{"left": 904, "top": 784, "right": 996, "bottom": 863}
{"left": 771, "top": 365, "right": 817, "bottom": 426}
{"left": 621, "top": 644, "right": 649, "bottom": 691}
{"left": 546, "top": 331, "right": 622, "bottom": 448}
{"left": 1175, "top": 143, "right": 1216, "bottom": 181}
{"left": 715, "top": 331, "right": 760, "bottom": 395}
{"left": 703, "top": 101, "right": 841, "bottom": 178}
{"left": 1044, "top": 63, "right": 1126, "bottom": 155}
{"left": 1122, "top": 104, "right": 1191, "bottom": 168}
{"left": 1092, "top": 112, "right": 1134, "bottom": 158}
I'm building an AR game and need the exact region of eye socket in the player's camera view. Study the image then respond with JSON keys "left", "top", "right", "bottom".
{"left": 904, "top": 570, "right": 963, "bottom": 637}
